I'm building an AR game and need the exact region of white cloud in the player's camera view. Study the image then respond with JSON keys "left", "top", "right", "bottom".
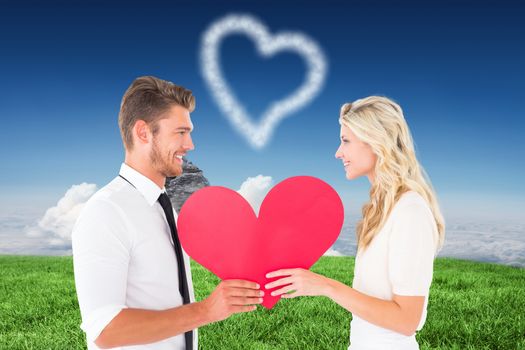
{"left": 1, "top": 184, "right": 524, "bottom": 268}
{"left": 200, "top": 13, "right": 327, "bottom": 149}
{"left": 237, "top": 175, "right": 273, "bottom": 215}
{"left": 26, "top": 183, "right": 97, "bottom": 245}
{"left": 323, "top": 248, "right": 344, "bottom": 257}
{"left": 437, "top": 220, "right": 525, "bottom": 267}
{"left": 327, "top": 217, "right": 525, "bottom": 267}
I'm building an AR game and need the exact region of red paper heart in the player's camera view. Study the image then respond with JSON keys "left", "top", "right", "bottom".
{"left": 177, "top": 176, "right": 344, "bottom": 309}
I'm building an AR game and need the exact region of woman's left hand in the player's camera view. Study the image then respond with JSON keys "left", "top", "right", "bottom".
{"left": 264, "top": 268, "right": 330, "bottom": 298}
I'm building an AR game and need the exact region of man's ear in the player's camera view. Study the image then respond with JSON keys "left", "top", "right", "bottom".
{"left": 133, "top": 120, "right": 151, "bottom": 145}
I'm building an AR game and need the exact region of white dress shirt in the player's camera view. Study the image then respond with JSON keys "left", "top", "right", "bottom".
{"left": 72, "top": 163, "right": 197, "bottom": 350}
{"left": 349, "top": 191, "right": 439, "bottom": 350}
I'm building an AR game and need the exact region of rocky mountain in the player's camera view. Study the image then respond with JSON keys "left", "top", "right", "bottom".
{"left": 165, "top": 157, "right": 210, "bottom": 213}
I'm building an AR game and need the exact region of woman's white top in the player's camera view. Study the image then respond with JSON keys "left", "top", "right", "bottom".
{"left": 349, "top": 191, "right": 439, "bottom": 350}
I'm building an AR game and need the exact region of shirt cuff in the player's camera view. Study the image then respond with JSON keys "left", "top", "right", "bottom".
{"left": 392, "top": 285, "right": 429, "bottom": 296}
{"left": 80, "top": 304, "right": 128, "bottom": 343}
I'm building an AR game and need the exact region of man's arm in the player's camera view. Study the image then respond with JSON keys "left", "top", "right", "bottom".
{"left": 95, "top": 279, "right": 263, "bottom": 349}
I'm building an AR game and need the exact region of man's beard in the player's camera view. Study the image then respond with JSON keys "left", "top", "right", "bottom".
{"left": 150, "top": 138, "right": 182, "bottom": 178}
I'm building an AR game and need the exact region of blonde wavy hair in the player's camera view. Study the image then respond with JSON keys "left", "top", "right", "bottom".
{"left": 339, "top": 96, "right": 445, "bottom": 252}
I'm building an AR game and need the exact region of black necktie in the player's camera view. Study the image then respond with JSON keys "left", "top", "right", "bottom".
{"left": 158, "top": 192, "right": 193, "bottom": 350}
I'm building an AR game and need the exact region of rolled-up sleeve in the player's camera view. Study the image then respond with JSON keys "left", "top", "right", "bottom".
{"left": 72, "top": 198, "right": 132, "bottom": 343}
{"left": 388, "top": 202, "right": 437, "bottom": 296}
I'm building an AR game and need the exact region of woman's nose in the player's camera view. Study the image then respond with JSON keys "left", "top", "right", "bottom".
{"left": 335, "top": 145, "right": 342, "bottom": 159}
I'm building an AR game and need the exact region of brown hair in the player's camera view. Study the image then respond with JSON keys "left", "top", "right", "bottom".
{"left": 118, "top": 76, "right": 195, "bottom": 150}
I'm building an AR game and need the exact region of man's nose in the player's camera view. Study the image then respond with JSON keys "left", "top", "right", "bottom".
{"left": 184, "top": 134, "right": 195, "bottom": 151}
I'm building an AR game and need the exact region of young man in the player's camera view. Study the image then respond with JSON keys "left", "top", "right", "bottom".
{"left": 72, "top": 76, "right": 263, "bottom": 349}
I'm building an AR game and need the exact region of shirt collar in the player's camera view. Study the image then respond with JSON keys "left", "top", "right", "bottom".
{"left": 119, "top": 163, "right": 165, "bottom": 206}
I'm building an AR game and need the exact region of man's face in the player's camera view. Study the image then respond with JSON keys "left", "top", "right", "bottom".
{"left": 150, "top": 104, "right": 194, "bottom": 178}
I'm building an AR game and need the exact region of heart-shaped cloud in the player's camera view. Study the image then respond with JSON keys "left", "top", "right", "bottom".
{"left": 200, "top": 14, "right": 328, "bottom": 149}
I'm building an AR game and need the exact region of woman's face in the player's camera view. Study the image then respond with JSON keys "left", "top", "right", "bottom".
{"left": 335, "top": 124, "right": 377, "bottom": 183}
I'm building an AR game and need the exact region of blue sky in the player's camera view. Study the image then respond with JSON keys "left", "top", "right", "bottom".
{"left": 1, "top": 0, "right": 524, "bottom": 256}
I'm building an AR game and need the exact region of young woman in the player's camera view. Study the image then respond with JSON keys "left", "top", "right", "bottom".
{"left": 266, "top": 96, "right": 445, "bottom": 349}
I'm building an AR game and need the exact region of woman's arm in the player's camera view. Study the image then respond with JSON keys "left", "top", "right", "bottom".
{"left": 265, "top": 268, "right": 424, "bottom": 336}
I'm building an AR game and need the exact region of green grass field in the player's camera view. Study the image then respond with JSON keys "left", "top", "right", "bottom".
{"left": 0, "top": 255, "right": 524, "bottom": 349}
